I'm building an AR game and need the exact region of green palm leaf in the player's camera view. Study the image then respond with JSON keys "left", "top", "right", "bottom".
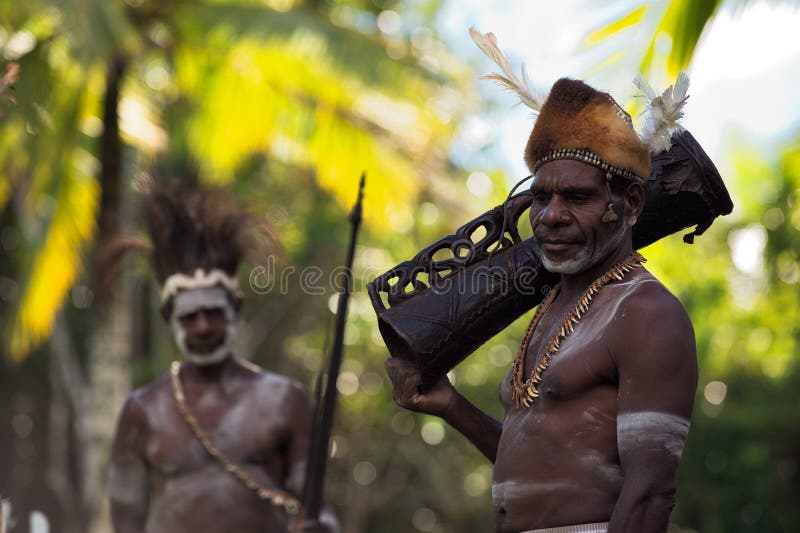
{"left": 586, "top": 0, "right": 723, "bottom": 79}
{"left": 9, "top": 163, "right": 99, "bottom": 361}
{"left": 176, "top": 38, "right": 457, "bottom": 231}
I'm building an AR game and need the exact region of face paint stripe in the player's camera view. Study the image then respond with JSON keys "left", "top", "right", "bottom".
{"left": 171, "top": 287, "right": 231, "bottom": 318}
{"left": 170, "top": 287, "right": 237, "bottom": 366}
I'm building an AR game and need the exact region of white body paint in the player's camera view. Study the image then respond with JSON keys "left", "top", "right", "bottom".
{"left": 579, "top": 451, "right": 622, "bottom": 484}
{"left": 169, "top": 287, "right": 237, "bottom": 366}
{"left": 492, "top": 479, "right": 581, "bottom": 501}
{"left": 617, "top": 411, "right": 690, "bottom": 459}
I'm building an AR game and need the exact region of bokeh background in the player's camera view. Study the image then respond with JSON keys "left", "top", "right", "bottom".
{"left": 1, "top": 1, "right": 799, "bottom": 532}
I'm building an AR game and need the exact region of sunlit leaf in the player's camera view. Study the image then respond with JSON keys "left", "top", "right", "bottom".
{"left": 586, "top": 0, "right": 724, "bottom": 80}
{"left": 585, "top": 5, "right": 648, "bottom": 46}
{"left": 9, "top": 159, "right": 99, "bottom": 360}
{"left": 177, "top": 37, "right": 458, "bottom": 232}
{"left": 651, "top": 0, "right": 722, "bottom": 76}
{"left": 174, "top": 1, "right": 448, "bottom": 91}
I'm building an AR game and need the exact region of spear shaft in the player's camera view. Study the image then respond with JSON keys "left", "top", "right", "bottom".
{"left": 303, "top": 173, "right": 365, "bottom": 520}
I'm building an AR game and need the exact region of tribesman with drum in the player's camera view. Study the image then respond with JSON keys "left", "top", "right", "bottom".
{"left": 108, "top": 186, "right": 338, "bottom": 533}
{"left": 386, "top": 28, "right": 702, "bottom": 533}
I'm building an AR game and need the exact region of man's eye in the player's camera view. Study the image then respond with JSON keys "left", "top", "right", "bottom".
{"left": 568, "top": 193, "right": 591, "bottom": 203}
{"left": 532, "top": 192, "right": 549, "bottom": 202}
{"left": 205, "top": 308, "right": 225, "bottom": 319}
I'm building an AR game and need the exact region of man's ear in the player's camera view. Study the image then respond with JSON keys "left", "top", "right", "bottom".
{"left": 160, "top": 300, "right": 173, "bottom": 322}
{"left": 231, "top": 293, "right": 244, "bottom": 315}
{"left": 624, "top": 182, "right": 645, "bottom": 226}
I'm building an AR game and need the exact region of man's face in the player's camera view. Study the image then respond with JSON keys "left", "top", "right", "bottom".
{"left": 169, "top": 286, "right": 236, "bottom": 366}
{"left": 529, "top": 159, "right": 629, "bottom": 275}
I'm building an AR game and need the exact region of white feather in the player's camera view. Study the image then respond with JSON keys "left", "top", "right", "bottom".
{"left": 632, "top": 75, "right": 657, "bottom": 101}
{"left": 468, "top": 26, "right": 546, "bottom": 113}
{"left": 635, "top": 72, "right": 690, "bottom": 154}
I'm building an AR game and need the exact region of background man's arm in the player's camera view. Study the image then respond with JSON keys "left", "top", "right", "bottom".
{"left": 386, "top": 357, "right": 502, "bottom": 462}
{"left": 109, "top": 395, "right": 151, "bottom": 533}
{"left": 607, "top": 288, "right": 698, "bottom": 533}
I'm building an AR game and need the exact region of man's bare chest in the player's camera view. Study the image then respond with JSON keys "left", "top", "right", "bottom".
{"left": 518, "top": 304, "right": 618, "bottom": 401}
{"left": 142, "top": 388, "right": 288, "bottom": 475}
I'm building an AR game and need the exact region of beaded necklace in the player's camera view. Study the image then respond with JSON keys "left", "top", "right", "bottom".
{"left": 511, "top": 252, "right": 646, "bottom": 407}
{"left": 170, "top": 361, "right": 302, "bottom": 515}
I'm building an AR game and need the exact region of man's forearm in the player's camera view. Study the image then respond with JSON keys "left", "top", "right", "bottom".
{"left": 442, "top": 392, "right": 502, "bottom": 462}
{"left": 608, "top": 483, "right": 675, "bottom": 533}
{"left": 111, "top": 506, "right": 149, "bottom": 533}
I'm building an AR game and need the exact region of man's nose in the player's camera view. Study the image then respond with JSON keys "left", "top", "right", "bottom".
{"left": 538, "top": 197, "right": 571, "bottom": 227}
{"left": 193, "top": 311, "right": 211, "bottom": 333}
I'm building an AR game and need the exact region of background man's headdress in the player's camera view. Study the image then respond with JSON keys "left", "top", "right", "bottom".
{"left": 104, "top": 183, "right": 277, "bottom": 306}
{"left": 468, "top": 27, "right": 689, "bottom": 182}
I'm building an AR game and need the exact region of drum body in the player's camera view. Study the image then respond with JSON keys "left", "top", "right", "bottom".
{"left": 368, "top": 130, "right": 732, "bottom": 389}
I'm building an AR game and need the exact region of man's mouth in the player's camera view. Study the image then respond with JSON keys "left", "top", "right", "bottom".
{"left": 187, "top": 340, "right": 223, "bottom": 354}
{"left": 540, "top": 238, "right": 576, "bottom": 252}
{"left": 535, "top": 236, "right": 586, "bottom": 262}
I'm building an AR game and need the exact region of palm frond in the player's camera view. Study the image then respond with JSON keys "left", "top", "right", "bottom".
{"left": 585, "top": 0, "right": 724, "bottom": 79}
{"left": 0, "top": 35, "right": 100, "bottom": 361}
{"left": 173, "top": 2, "right": 451, "bottom": 93}
{"left": 55, "top": 0, "right": 139, "bottom": 61}
{"left": 585, "top": 5, "right": 648, "bottom": 46}
{"left": 648, "top": 0, "right": 722, "bottom": 75}
{"left": 9, "top": 164, "right": 99, "bottom": 361}
{"left": 176, "top": 39, "right": 458, "bottom": 232}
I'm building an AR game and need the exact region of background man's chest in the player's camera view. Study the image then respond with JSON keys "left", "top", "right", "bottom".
{"left": 143, "top": 390, "right": 288, "bottom": 474}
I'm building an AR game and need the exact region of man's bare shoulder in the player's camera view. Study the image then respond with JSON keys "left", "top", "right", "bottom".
{"left": 610, "top": 267, "right": 692, "bottom": 328}
{"left": 127, "top": 373, "right": 172, "bottom": 406}
{"left": 237, "top": 358, "right": 309, "bottom": 401}
{"left": 113, "top": 374, "right": 174, "bottom": 433}
{"left": 605, "top": 267, "right": 696, "bottom": 372}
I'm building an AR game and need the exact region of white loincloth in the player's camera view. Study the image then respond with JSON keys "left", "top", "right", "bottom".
{"left": 523, "top": 522, "right": 608, "bottom": 533}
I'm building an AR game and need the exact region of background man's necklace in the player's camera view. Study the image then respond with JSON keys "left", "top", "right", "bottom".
{"left": 511, "top": 252, "right": 646, "bottom": 407}
{"left": 170, "top": 362, "right": 302, "bottom": 515}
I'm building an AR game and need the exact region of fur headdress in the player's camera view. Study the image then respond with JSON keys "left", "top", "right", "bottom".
{"left": 469, "top": 27, "right": 689, "bottom": 182}
{"left": 525, "top": 78, "right": 650, "bottom": 182}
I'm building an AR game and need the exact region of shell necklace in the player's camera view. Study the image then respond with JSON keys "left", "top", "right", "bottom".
{"left": 511, "top": 251, "right": 646, "bottom": 407}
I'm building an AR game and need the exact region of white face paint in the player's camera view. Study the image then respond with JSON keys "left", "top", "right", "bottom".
{"left": 617, "top": 411, "right": 691, "bottom": 459}
{"left": 539, "top": 214, "right": 628, "bottom": 275}
{"left": 169, "top": 287, "right": 237, "bottom": 366}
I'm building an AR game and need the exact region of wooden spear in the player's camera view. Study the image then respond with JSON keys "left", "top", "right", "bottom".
{"left": 302, "top": 173, "right": 365, "bottom": 521}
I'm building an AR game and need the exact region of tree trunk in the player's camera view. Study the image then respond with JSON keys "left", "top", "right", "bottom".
{"left": 84, "top": 282, "right": 134, "bottom": 533}
{"left": 96, "top": 54, "right": 128, "bottom": 245}
{"left": 82, "top": 52, "right": 133, "bottom": 533}
{"left": 47, "top": 317, "right": 87, "bottom": 533}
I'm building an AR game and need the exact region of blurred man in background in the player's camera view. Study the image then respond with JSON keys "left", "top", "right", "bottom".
{"left": 108, "top": 186, "right": 337, "bottom": 533}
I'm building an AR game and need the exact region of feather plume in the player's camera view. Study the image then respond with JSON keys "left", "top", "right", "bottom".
{"left": 634, "top": 72, "right": 690, "bottom": 154}
{"left": 469, "top": 26, "right": 546, "bottom": 114}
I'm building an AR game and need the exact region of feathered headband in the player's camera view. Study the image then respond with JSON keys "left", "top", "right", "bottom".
{"left": 468, "top": 27, "right": 689, "bottom": 180}
{"left": 101, "top": 183, "right": 278, "bottom": 305}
